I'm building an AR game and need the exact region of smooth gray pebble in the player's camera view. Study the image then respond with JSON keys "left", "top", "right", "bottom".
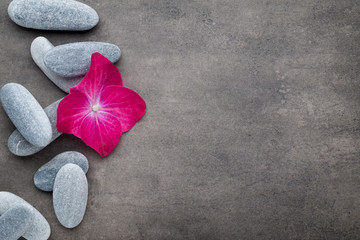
{"left": 1, "top": 83, "right": 52, "bottom": 147}
{"left": 53, "top": 164, "right": 88, "bottom": 228}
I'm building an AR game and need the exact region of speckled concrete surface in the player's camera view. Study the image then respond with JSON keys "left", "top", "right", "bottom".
{"left": 0, "top": 0, "right": 359, "bottom": 239}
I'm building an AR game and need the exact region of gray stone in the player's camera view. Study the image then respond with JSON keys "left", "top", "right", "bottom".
{"left": 8, "top": 0, "right": 99, "bottom": 31}
{"left": 31, "top": 37, "right": 83, "bottom": 93}
{"left": 44, "top": 42, "right": 121, "bottom": 77}
{"left": 35, "top": 151, "right": 89, "bottom": 192}
{"left": 0, "top": 205, "right": 34, "bottom": 240}
{"left": 53, "top": 164, "right": 88, "bottom": 228}
{"left": 8, "top": 99, "right": 62, "bottom": 156}
{"left": 0, "top": 83, "right": 52, "bottom": 147}
{"left": 0, "top": 192, "right": 51, "bottom": 240}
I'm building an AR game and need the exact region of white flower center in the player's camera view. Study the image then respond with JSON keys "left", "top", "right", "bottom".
{"left": 91, "top": 104, "right": 100, "bottom": 112}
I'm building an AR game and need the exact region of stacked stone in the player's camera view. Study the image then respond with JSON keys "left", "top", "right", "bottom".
{"left": 34, "top": 152, "right": 89, "bottom": 229}
{"left": 31, "top": 37, "right": 121, "bottom": 93}
{"left": 0, "top": 152, "right": 89, "bottom": 239}
{"left": 0, "top": 192, "right": 50, "bottom": 240}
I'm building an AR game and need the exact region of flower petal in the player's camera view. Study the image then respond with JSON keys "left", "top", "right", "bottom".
{"left": 56, "top": 91, "right": 91, "bottom": 137}
{"left": 56, "top": 53, "right": 146, "bottom": 157}
{"left": 100, "top": 86, "right": 146, "bottom": 133}
{"left": 70, "top": 52, "right": 123, "bottom": 99}
{"left": 79, "top": 111, "right": 122, "bottom": 157}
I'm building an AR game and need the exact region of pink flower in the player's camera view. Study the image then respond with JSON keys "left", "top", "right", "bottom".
{"left": 57, "top": 53, "right": 146, "bottom": 157}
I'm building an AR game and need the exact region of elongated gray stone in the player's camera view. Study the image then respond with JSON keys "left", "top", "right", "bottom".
{"left": 8, "top": 99, "right": 62, "bottom": 156}
{"left": 31, "top": 37, "right": 83, "bottom": 93}
{"left": 53, "top": 164, "right": 88, "bottom": 228}
{"left": 0, "top": 192, "right": 51, "bottom": 240}
{"left": 35, "top": 151, "right": 89, "bottom": 192}
{"left": 0, "top": 83, "right": 52, "bottom": 147}
{"left": 44, "top": 42, "right": 121, "bottom": 77}
{"left": 0, "top": 205, "right": 34, "bottom": 240}
{"left": 8, "top": 0, "right": 99, "bottom": 31}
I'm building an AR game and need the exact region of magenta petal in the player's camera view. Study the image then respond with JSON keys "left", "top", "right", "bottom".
{"left": 57, "top": 91, "right": 91, "bottom": 137}
{"left": 57, "top": 53, "right": 146, "bottom": 157}
{"left": 80, "top": 112, "right": 122, "bottom": 157}
{"left": 70, "top": 52, "right": 123, "bottom": 98}
{"left": 100, "top": 86, "right": 146, "bottom": 133}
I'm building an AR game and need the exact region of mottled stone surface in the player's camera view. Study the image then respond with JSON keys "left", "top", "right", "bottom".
{"left": 35, "top": 151, "right": 89, "bottom": 192}
{"left": 44, "top": 42, "right": 121, "bottom": 77}
{"left": 8, "top": 99, "right": 62, "bottom": 156}
{"left": 0, "top": 83, "right": 52, "bottom": 147}
{"left": 8, "top": 128, "right": 49, "bottom": 156}
{"left": 0, "top": 192, "right": 50, "bottom": 240}
{"left": 1, "top": 0, "right": 360, "bottom": 239}
{"left": 31, "top": 37, "right": 83, "bottom": 93}
{"left": 0, "top": 205, "right": 34, "bottom": 240}
{"left": 53, "top": 164, "right": 88, "bottom": 228}
{"left": 8, "top": 0, "right": 99, "bottom": 31}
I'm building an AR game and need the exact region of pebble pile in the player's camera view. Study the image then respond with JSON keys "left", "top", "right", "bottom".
{"left": 35, "top": 152, "right": 89, "bottom": 229}
{"left": 0, "top": 192, "right": 50, "bottom": 240}
{"left": 1, "top": 0, "right": 121, "bottom": 238}
{"left": 31, "top": 37, "right": 84, "bottom": 93}
{"left": 8, "top": 99, "right": 62, "bottom": 156}
{"left": 0, "top": 205, "right": 34, "bottom": 240}
{"left": 34, "top": 151, "right": 89, "bottom": 192}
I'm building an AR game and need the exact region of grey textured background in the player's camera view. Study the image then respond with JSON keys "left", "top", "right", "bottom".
{"left": 0, "top": 0, "right": 359, "bottom": 239}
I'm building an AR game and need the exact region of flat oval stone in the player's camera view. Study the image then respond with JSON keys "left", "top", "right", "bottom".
{"left": 0, "top": 205, "right": 34, "bottom": 240}
{"left": 44, "top": 42, "right": 121, "bottom": 77}
{"left": 0, "top": 83, "right": 52, "bottom": 147}
{"left": 8, "top": 0, "right": 99, "bottom": 31}
{"left": 0, "top": 192, "right": 51, "bottom": 240}
{"left": 35, "top": 151, "right": 89, "bottom": 192}
{"left": 8, "top": 99, "right": 62, "bottom": 156}
{"left": 31, "top": 37, "right": 83, "bottom": 93}
{"left": 53, "top": 164, "right": 88, "bottom": 228}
